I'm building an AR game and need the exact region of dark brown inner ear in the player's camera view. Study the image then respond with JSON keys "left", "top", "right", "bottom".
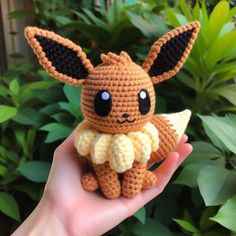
{"left": 148, "top": 28, "right": 194, "bottom": 77}
{"left": 35, "top": 35, "right": 89, "bottom": 80}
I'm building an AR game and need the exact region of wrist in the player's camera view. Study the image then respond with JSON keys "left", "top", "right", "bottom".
{"left": 12, "top": 197, "right": 68, "bottom": 236}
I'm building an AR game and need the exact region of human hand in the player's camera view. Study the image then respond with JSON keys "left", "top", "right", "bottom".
{"left": 13, "top": 130, "right": 192, "bottom": 236}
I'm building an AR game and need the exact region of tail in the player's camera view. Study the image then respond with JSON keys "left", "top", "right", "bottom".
{"left": 150, "top": 109, "right": 191, "bottom": 162}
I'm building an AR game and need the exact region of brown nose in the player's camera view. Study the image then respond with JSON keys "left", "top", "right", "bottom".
{"left": 122, "top": 113, "right": 129, "bottom": 118}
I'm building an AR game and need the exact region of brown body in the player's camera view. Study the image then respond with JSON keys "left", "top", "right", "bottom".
{"left": 25, "top": 21, "right": 200, "bottom": 199}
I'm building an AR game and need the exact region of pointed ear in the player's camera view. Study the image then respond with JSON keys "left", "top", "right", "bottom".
{"left": 25, "top": 27, "right": 93, "bottom": 86}
{"left": 142, "top": 21, "right": 200, "bottom": 84}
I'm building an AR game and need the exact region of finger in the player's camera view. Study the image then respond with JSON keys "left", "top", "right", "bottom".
{"left": 138, "top": 152, "right": 179, "bottom": 204}
{"left": 153, "top": 151, "right": 179, "bottom": 178}
{"left": 147, "top": 134, "right": 188, "bottom": 167}
{"left": 54, "top": 125, "right": 79, "bottom": 157}
{"left": 176, "top": 143, "right": 193, "bottom": 167}
{"left": 177, "top": 134, "right": 188, "bottom": 148}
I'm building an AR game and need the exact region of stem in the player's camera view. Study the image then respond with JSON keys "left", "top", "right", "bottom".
{"left": 192, "top": 91, "right": 206, "bottom": 115}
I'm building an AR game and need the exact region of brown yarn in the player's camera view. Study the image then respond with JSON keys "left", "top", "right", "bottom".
{"left": 142, "top": 170, "right": 157, "bottom": 189}
{"left": 93, "top": 162, "right": 121, "bottom": 199}
{"left": 81, "top": 172, "right": 99, "bottom": 191}
{"left": 142, "top": 21, "right": 200, "bottom": 84}
{"left": 25, "top": 21, "right": 200, "bottom": 199}
{"left": 122, "top": 161, "right": 146, "bottom": 198}
{"left": 24, "top": 27, "right": 93, "bottom": 86}
{"left": 100, "top": 51, "right": 132, "bottom": 65}
{"left": 150, "top": 115, "right": 178, "bottom": 162}
{"left": 81, "top": 62, "right": 155, "bottom": 134}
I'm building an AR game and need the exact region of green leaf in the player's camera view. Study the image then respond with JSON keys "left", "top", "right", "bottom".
{"left": 199, "top": 114, "right": 236, "bottom": 154}
{"left": 34, "top": 87, "right": 63, "bottom": 103}
{"left": 173, "top": 218, "right": 199, "bottom": 233}
{"left": 55, "top": 16, "right": 71, "bottom": 25}
{"left": 0, "top": 165, "right": 7, "bottom": 176}
{"left": 41, "top": 122, "right": 71, "bottom": 132}
{"left": 1, "top": 172, "right": 20, "bottom": 185}
{"left": 205, "top": 30, "right": 236, "bottom": 68}
{"left": 64, "top": 22, "right": 110, "bottom": 42}
{"left": 199, "top": 207, "right": 218, "bottom": 230}
{"left": 178, "top": 0, "right": 193, "bottom": 21}
{"left": 0, "top": 105, "right": 17, "bottom": 123}
{"left": 211, "top": 195, "right": 236, "bottom": 232}
{"left": 213, "top": 84, "right": 236, "bottom": 106}
{"left": 229, "top": 5, "right": 236, "bottom": 20}
{"left": 127, "top": 12, "right": 164, "bottom": 38}
{"left": 0, "top": 192, "right": 20, "bottom": 221}
{"left": 8, "top": 10, "right": 33, "bottom": 19}
{"left": 13, "top": 108, "right": 46, "bottom": 128}
{"left": 132, "top": 218, "right": 173, "bottom": 236}
{"left": 72, "top": 10, "right": 92, "bottom": 24}
{"left": 183, "top": 141, "right": 223, "bottom": 166}
{"left": 58, "top": 102, "right": 81, "bottom": 118}
{"left": 165, "top": 8, "right": 181, "bottom": 27}
{"left": 205, "top": 1, "right": 229, "bottom": 46}
{"left": 82, "top": 8, "right": 107, "bottom": 28}
{"left": 18, "top": 161, "right": 51, "bottom": 183}
{"left": 0, "top": 85, "right": 9, "bottom": 97}
{"left": 215, "top": 71, "right": 236, "bottom": 84}
{"left": 202, "top": 124, "right": 227, "bottom": 152}
{"left": 19, "top": 80, "right": 57, "bottom": 105}
{"left": 14, "top": 183, "right": 42, "bottom": 201}
{"left": 219, "top": 22, "right": 235, "bottom": 38}
{"left": 40, "top": 104, "right": 60, "bottom": 116}
{"left": 193, "top": 1, "right": 200, "bottom": 20}
{"left": 41, "top": 123, "right": 72, "bottom": 143}
{"left": 9, "top": 79, "right": 19, "bottom": 95}
{"left": 26, "top": 129, "right": 36, "bottom": 156}
{"left": 197, "top": 165, "right": 236, "bottom": 206}
{"left": 46, "top": 130, "right": 72, "bottom": 143}
{"left": 205, "top": 1, "right": 229, "bottom": 45}
{"left": 133, "top": 207, "right": 146, "bottom": 224}
{"left": 51, "top": 113, "right": 71, "bottom": 123}
{"left": 175, "top": 13, "right": 188, "bottom": 25}
{"left": 63, "top": 84, "right": 81, "bottom": 106}
{"left": 174, "top": 164, "right": 201, "bottom": 187}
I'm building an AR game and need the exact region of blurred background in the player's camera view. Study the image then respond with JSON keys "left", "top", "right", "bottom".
{"left": 0, "top": 0, "right": 236, "bottom": 235}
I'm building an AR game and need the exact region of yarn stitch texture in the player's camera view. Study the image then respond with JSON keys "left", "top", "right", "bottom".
{"left": 74, "top": 121, "right": 159, "bottom": 173}
{"left": 25, "top": 21, "right": 200, "bottom": 199}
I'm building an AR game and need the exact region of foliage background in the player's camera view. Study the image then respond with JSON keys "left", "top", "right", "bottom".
{"left": 0, "top": 0, "right": 236, "bottom": 235}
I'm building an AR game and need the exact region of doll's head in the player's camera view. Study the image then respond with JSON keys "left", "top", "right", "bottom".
{"left": 81, "top": 52, "right": 155, "bottom": 133}
{"left": 25, "top": 21, "right": 200, "bottom": 134}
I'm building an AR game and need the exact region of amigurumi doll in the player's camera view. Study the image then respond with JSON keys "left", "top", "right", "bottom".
{"left": 25, "top": 21, "right": 200, "bottom": 199}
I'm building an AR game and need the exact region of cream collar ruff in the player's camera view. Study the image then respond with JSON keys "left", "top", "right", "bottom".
{"left": 74, "top": 120, "right": 159, "bottom": 173}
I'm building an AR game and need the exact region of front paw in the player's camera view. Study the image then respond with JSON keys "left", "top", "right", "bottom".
{"left": 142, "top": 170, "right": 157, "bottom": 189}
{"left": 81, "top": 172, "right": 99, "bottom": 192}
{"left": 122, "top": 161, "right": 146, "bottom": 198}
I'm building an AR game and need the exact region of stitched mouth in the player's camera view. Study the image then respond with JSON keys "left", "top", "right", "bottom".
{"left": 117, "top": 118, "right": 136, "bottom": 124}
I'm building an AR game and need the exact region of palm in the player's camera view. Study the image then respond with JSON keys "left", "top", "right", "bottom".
{"left": 44, "top": 131, "right": 192, "bottom": 236}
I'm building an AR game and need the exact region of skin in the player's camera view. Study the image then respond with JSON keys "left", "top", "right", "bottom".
{"left": 13, "top": 128, "right": 192, "bottom": 236}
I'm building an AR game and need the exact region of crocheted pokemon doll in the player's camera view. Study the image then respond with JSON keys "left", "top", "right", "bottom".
{"left": 25, "top": 21, "right": 200, "bottom": 199}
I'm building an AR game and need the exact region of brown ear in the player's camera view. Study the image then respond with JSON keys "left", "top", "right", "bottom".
{"left": 142, "top": 21, "right": 200, "bottom": 84}
{"left": 25, "top": 27, "right": 93, "bottom": 86}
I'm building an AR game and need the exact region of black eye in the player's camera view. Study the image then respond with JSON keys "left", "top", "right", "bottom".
{"left": 138, "top": 89, "right": 151, "bottom": 115}
{"left": 94, "top": 90, "right": 112, "bottom": 117}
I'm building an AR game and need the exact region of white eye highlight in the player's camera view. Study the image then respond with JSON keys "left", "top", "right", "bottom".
{"left": 140, "top": 90, "right": 147, "bottom": 99}
{"left": 101, "top": 91, "right": 110, "bottom": 100}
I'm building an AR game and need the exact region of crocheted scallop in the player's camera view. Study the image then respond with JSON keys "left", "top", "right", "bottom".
{"left": 75, "top": 121, "right": 159, "bottom": 173}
